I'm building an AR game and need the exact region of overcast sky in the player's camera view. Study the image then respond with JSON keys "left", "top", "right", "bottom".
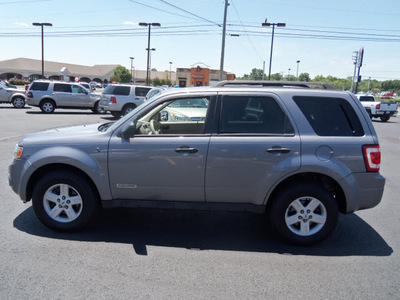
{"left": 1, "top": 0, "right": 399, "bottom": 80}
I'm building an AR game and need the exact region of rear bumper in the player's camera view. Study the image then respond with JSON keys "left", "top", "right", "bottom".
{"left": 341, "top": 172, "right": 385, "bottom": 213}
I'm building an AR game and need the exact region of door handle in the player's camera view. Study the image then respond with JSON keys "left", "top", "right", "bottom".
{"left": 266, "top": 146, "right": 291, "bottom": 154}
{"left": 175, "top": 146, "right": 198, "bottom": 153}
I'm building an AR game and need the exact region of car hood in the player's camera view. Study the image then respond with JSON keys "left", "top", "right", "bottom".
{"left": 19, "top": 123, "right": 105, "bottom": 145}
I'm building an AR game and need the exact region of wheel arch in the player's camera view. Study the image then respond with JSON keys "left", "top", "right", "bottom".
{"left": 26, "top": 163, "right": 101, "bottom": 204}
{"left": 265, "top": 172, "right": 347, "bottom": 214}
{"left": 39, "top": 97, "right": 57, "bottom": 107}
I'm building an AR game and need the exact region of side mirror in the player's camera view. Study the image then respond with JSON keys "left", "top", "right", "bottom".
{"left": 117, "top": 120, "right": 136, "bottom": 140}
{"left": 160, "top": 110, "right": 168, "bottom": 121}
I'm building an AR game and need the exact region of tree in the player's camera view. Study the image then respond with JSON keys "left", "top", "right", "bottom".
{"left": 110, "top": 66, "right": 131, "bottom": 83}
{"left": 298, "top": 73, "right": 311, "bottom": 82}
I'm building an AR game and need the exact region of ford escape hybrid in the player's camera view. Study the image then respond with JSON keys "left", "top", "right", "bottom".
{"left": 9, "top": 81, "right": 385, "bottom": 245}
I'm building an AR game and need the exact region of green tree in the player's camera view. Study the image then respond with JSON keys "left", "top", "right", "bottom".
{"left": 298, "top": 73, "right": 311, "bottom": 82}
{"left": 110, "top": 66, "right": 131, "bottom": 83}
{"left": 270, "top": 73, "right": 283, "bottom": 81}
{"left": 248, "top": 68, "right": 265, "bottom": 80}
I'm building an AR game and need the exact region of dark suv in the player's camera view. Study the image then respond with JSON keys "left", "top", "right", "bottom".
{"left": 9, "top": 81, "right": 385, "bottom": 245}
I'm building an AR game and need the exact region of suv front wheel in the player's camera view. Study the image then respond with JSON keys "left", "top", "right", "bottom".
{"left": 32, "top": 170, "right": 99, "bottom": 230}
{"left": 40, "top": 99, "right": 56, "bottom": 113}
{"left": 269, "top": 182, "right": 338, "bottom": 245}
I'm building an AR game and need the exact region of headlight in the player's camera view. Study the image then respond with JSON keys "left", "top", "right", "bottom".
{"left": 14, "top": 144, "right": 23, "bottom": 159}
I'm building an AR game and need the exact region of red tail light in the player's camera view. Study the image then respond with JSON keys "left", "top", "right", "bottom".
{"left": 362, "top": 145, "right": 381, "bottom": 172}
{"left": 26, "top": 92, "right": 33, "bottom": 98}
{"left": 376, "top": 103, "right": 380, "bottom": 109}
{"left": 111, "top": 96, "right": 117, "bottom": 103}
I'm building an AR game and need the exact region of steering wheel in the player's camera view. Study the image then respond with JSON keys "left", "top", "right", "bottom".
{"left": 150, "top": 119, "right": 161, "bottom": 134}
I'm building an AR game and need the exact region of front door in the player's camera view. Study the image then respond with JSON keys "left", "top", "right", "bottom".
{"left": 108, "top": 95, "right": 214, "bottom": 202}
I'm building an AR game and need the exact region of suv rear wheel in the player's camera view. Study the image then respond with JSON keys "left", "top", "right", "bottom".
{"left": 92, "top": 101, "right": 104, "bottom": 114}
{"left": 269, "top": 182, "right": 338, "bottom": 245}
{"left": 11, "top": 96, "right": 25, "bottom": 108}
{"left": 32, "top": 170, "right": 99, "bottom": 230}
{"left": 40, "top": 99, "right": 56, "bottom": 113}
{"left": 122, "top": 104, "right": 136, "bottom": 116}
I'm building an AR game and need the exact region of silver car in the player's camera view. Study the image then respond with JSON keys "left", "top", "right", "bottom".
{"left": 25, "top": 80, "right": 103, "bottom": 113}
{"left": 99, "top": 84, "right": 152, "bottom": 118}
{"left": 9, "top": 81, "right": 385, "bottom": 245}
{"left": 0, "top": 81, "right": 26, "bottom": 108}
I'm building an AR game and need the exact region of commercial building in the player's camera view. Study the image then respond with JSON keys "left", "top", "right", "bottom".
{"left": 176, "top": 65, "right": 235, "bottom": 87}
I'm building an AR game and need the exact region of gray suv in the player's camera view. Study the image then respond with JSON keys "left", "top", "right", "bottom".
{"left": 0, "top": 81, "right": 26, "bottom": 108}
{"left": 99, "top": 84, "right": 151, "bottom": 118}
{"left": 26, "top": 80, "right": 103, "bottom": 113}
{"left": 8, "top": 81, "right": 385, "bottom": 245}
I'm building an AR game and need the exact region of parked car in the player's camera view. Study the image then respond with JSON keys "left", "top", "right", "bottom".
{"left": 78, "top": 82, "right": 94, "bottom": 91}
{"left": 99, "top": 84, "right": 152, "bottom": 117}
{"left": 25, "top": 80, "right": 103, "bottom": 113}
{"left": 144, "top": 86, "right": 169, "bottom": 102}
{"left": 0, "top": 81, "right": 26, "bottom": 108}
{"left": 356, "top": 94, "right": 398, "bottom": 122}
{"left": 2, "top": 81, "right": 18, "bottom": 89}
{"left": 9, "top": 81, "right": 385, "bottom": 245}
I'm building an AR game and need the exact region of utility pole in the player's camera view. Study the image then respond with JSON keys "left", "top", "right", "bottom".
{"left": 139, "top": 22, "right": 161, "bottom": 85}
{"left": 351, "top": 51, "right": 359, "bottom": 93}
{"left": 219, "top": 0, "right": 229, "bottom": 81}
{"left": 262, "top": 19, "right": 286, "bottom": 80}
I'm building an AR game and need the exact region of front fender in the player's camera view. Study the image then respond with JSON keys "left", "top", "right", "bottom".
{"left": 20, "top": 146, "right": 111, "bottom": 201}
{"left": 9, "top": 92, "right": 26, "bottom": 101}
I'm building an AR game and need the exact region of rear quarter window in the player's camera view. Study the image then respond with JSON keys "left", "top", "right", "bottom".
{"left": 30, "top": 82, "right": 49, "bottom": 91}
{"left": 103, "top": 86, "right": 130, "bottom": 96}
{"left": 293, "top": 96, "right": 364, "bottom": 136}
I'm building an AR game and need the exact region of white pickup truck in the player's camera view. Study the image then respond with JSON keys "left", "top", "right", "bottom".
{"left": 356, "top": 94, "right": 398, "bottom": 122}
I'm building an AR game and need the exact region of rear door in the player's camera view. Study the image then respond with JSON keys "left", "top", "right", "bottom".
{"left": 53, "top": 83, "right": 72, "bottom": 106}
{"left": 205, "top": 93, "right": 301, "bottom": 205}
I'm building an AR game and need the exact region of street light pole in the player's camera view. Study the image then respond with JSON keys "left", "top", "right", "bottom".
{"left": 219, "top": 0, "right": 229, "bottom": 81}
{"left": 139, "top": 22, "right": 160, "bottom": 86}
{"left": 262, "top": 19, "right": 286, "bottom": 80}
{"left": 130, "top": 57, "right": 134, "bottom": 83}
{"left": 296, "top": 60, "right": 300, "bottom": 81}
{"left": 32, "top": 22, "right": 52, "bottom": 79}
{"left": 169, "top": 61, "right": 172, "bottom": 83}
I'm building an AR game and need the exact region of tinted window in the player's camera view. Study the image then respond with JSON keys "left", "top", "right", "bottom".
{"left": 293, "top": 96, "right": 364, "bottom": 136}
{"left": 359, "top": 96, "right": 375, "bottom": 102}
{"left": 53, "top": 84, "right": 72, "bottom": 93}
{"left": 135, "top": 87, "right": 151, "bottom": 97}
{"left": 30, "top": 82, "right": 49, "bottom": 91}
{"left": 103, "top": 85, "right": 130, "bottom": 96}
{"left": 220, "top": 96, "right": 294, "bottom": 134}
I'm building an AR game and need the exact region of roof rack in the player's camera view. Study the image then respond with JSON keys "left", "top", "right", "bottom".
{"left": 214, "top": 80, "right": 338, "bottom": 90}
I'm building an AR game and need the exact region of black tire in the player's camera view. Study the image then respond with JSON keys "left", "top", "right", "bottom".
{"left": 40, "top": 99, "right": 56, "bottom": 113}
{"left": 269, "top": 182, "right": 338, "bottom": 245}
{"left": 111, "top": 111, "right": 122, "bottom": 118}
{"left": 32, "top": 170, "right": 99, "bottom": 231}
{"left": 92, "top": 101, "right": 105, "bottom": 114}
{"left": 11, "top": 96, "right": 26, "bottom": 108}
{"left": 122, "top": 104, "right": 135, "bottom": 116}
{"left": 380, "top": 115, "right": 390, "bottom": 122}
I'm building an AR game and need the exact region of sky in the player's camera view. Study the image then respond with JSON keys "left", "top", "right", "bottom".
{"left": 0, "top": 0, "right": 399, "bottom": 80}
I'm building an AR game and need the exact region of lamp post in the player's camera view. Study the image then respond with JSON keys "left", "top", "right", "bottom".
{"left": 169, "top": 61, "right": 172, "bottom": 84}
{"left": 139, "top": 22, "right": 161, "bottom": 85}
{"left": 130, "top": 57, "right": 134, "bottom": 83}
{"left": 262, "top": 19, "right": 286, "bottom": 80}
{"left": 32, "top": 22, "right": 52, "bottom": 79}
{"left": 296, "top": 60, "right": 300, "bottom": 81}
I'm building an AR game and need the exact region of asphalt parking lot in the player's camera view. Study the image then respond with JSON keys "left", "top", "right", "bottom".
{"left": 0, "top": 105, "right": 399, "bottom": 299}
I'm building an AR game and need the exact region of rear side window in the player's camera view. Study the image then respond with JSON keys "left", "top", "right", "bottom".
{"left": 103, "top": 85, "right": 130, "bottom": 96}
{"left": 219, "top": 96, "right": 294, "bottom": 135}
{"left": 53, "top": 84, "right": 72, "bottom": 93}
{"left": 135, "top": 87, "right": 151, "bottom": 97}
{"left": 293, "top": 96, "right": 364, "bottom": 136}
{"left": 30, "top": 82, "right": 49, "bottom": 91}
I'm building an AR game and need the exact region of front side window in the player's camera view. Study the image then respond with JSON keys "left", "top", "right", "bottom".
{"left": 293, "top": 96, "right": 364, "bottom": 136}
{"left": 134, "top": 97, "right": 210, "bottom": 135}
{"left": 71, "top": 85, "right": 87, "bottom": 94}
{"left": 219, "top": 95, "right": 294, "bottom": 135}
{"left": 135, "top": 87, "right": 151, "bottom": 97}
